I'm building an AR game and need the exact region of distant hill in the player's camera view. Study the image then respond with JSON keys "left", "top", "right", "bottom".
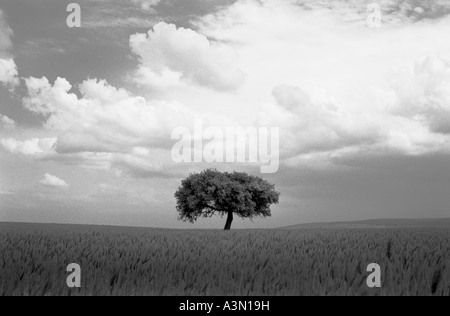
{"left": 281, "top": 218, "right": 450, "bottom": 229}
{"left": 1, "top": 219, "right": 449, "bottom": 232}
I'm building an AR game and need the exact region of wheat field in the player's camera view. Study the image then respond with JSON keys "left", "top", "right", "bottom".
{"left": 0, "top": 223, "right": 449, "bottom": 296}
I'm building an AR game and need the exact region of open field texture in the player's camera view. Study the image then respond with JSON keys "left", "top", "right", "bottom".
{"left": 0, "top": 223, "right": 449, "bottom": 296}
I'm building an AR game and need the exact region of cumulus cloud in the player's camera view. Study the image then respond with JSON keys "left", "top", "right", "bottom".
{"left": 267, "top": 82, "right": 449, "bottom": 161}
{"left": 18, "top": 75, "right": 201, "bottom": 177}
{"left": 1, "top": 137, "right": 57, "bottom": 157}
{"left": 0, "top": 58, "right": 18, "bottom": 87}
{"left": 39, "top": 174, "right": 69, "bottom": 188}
{"left": 391, "top": 55, "right": 450, "bottom": 135}
{"left": 0, "top": 114, "right": 16, "bottom": 130}
{"left": 130, "top": 22, "right": 245, "bottom": 91}
{"left": 192, "top": 0, "right": 450, "bottom": 165}
{"left": 270, "top": 85, "right": 384, "bottom": 156}
{"left": 23, "top": 76, "right": 195, "bottom": 153}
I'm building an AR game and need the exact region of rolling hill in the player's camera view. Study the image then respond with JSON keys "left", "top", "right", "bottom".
{"left": 281, "top": 218, "right": 450, "bottom": 229}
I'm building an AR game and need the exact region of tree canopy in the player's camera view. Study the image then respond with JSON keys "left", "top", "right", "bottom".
{"left": 175, "top": 169, "right": 280, "bottom": 230}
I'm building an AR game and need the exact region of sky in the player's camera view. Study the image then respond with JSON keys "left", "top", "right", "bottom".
{"left": 1, "top": 0, "right": 450, "bottom": 229}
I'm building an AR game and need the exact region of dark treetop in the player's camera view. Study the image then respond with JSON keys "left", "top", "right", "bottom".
{"left": 175, "top": 169, "right": 280, "bottom": 230}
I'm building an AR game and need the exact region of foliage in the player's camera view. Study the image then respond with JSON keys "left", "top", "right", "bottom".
{"left": 175, "top": 169, "right": 280, "bottom": 229}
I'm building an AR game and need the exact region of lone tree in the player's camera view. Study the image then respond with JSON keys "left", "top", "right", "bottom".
{"left": 175, "top": 169, "right": 280, "bottom": 230}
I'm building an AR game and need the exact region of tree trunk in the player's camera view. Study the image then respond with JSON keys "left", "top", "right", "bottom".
{"left": 224, "top": 211, "right": 234, "bottom": 230}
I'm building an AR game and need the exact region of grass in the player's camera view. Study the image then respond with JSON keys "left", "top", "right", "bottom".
{"left": 0, "top": 223, "right": 449, "bottom": 296}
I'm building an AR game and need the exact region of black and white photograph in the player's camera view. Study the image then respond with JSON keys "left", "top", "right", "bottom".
{"left": 0, "top": 0, "right": 449, "bottom": 300}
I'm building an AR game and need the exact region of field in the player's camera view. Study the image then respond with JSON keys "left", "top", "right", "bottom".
{"left": 0, "top": 222, "right": 449, "bottom": 296}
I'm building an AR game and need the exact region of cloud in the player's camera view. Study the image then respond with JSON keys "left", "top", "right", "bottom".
{"left": 39, "top": 174, "right": 69, "bottom": 188}
{"left": 81, "top": 0, "right": 158, "bottom": 31}
{"left": 23, "top": 76, "right": 195, "bottom": 152}
{"left": 1, "top": 137, "right": 57, "bottom": 157}
{"left": 266, "top": 73, "right": 450, "bottom": 161}
{"left": 192, "top": 0, "right": 450, "bottom": 166}
{"left": 17, "top": 74, "right": 254, "bottom": 178}
{"left": 270, "top": 85, "right": 384, "bottom": 157}
{"left": 378, "top": 0, "right": 450, "bottom": 23}
{"left": 130, "top": 22, "right": 245, "bottom": 91}
{"left": 0, "top": 114, "right": 16, "bottom": 130}
{"left": 0, "top": 9, "right": 13, "bottom": 51}
{"left": 0, "top": 58, "right": 18, "bottom": 87}
{"left": 18, "top": 75, "right": 201, "bottom": 177}
{"left": 0, "top": 10, "right": 18, "bottom": 88}
{"left": 131, "top": 0, "right": 161, "bottom": 11}
{"left": 290, "top": 0, "right": 450, "bottom": 24}
{"left": 391, "top": 54, "right": 450, "bottom": 135}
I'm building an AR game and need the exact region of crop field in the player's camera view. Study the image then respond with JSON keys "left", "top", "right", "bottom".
{"left": 0, "top": 223, "right": 449, "bottom": 296}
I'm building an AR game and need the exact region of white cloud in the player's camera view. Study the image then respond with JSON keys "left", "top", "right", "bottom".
{"left": 270, "top": 84, "right": 385, "bottom": 157}
{"left": 190, "top": 0, "right": 450, "bottom": 166}
{"left": 39, "top": 174, "right": 69, "bottom": 188}
{"left": 1, "top": 137, "right": 57, "bottom": 157}
{"left": 130, "top": 22, "right": 245, "bottom": 91}
{"left": 17, "top": 74, "right": 249, "bottom": 178}
{"left": 23, "top": 76, "right": 195, "bottom": 153}
{"left": 0, "top": 114, "right": 16, "bottom": 130}
{"left": 0, "top": 58, "right": 18, "bottom": 87}
{"left": 391, "top": 54, "right": 450, "bottom": 135}
{"left": 19, "top": 76, "right": 201, "bottom": 177}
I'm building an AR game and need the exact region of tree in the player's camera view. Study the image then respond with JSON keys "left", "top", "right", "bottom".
{"left": 175, "top": 169, "right": 280, "bottom": 230}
